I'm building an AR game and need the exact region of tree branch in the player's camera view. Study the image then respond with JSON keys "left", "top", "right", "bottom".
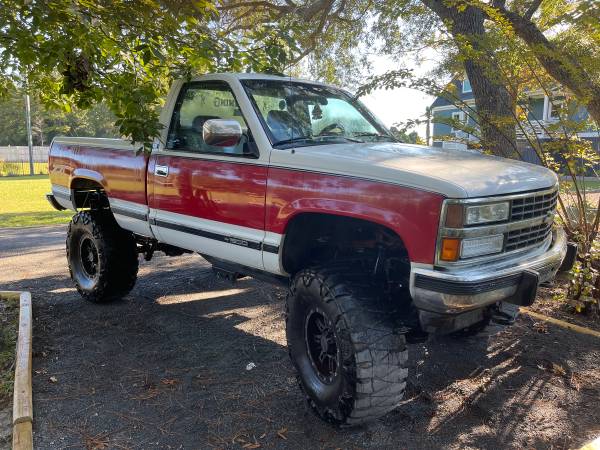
{"left": 523, "top": 0, "right": 542, "bottom": 20}
{"left": 479, "top": 0, "right": 600, "bottom": 127}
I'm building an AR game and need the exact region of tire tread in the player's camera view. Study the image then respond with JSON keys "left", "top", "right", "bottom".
{"left": 286, "top": 266, "right": 408, "bottom": 426}
{"left": 66, "top": 210, "right": 138, "bottom": 303}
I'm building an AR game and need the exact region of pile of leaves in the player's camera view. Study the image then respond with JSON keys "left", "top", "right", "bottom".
{"left": 0, "top": 296, "right": 19, "bottom": 407}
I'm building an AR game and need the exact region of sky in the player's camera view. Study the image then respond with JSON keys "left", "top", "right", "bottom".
{"left": 358, "top": 55, "right": 437, "bottom": 139}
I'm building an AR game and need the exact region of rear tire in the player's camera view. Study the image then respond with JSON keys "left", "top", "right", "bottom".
{"left": 286, "top": 266, "right": 408, "bottom": 426}
{"left": 66, "top": 211, "right": 138, "bottom": 302}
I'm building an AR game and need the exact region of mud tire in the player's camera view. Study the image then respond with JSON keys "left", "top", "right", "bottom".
{"left": 66, "top": 211, "right": 138, "bottom": 302}
{"left": 286, "top": 266, "right": 409, "bottom": 426}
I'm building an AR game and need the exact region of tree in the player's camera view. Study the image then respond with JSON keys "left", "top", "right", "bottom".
{"left": 0, "top": 90, "right": 119, "bottom": 146}
{"left": 419, "top": 1, "right": 517, "bottom": 157}
{"left": 294, "top": 0, "right": 599, "bottom": 313}
{"left": 284, "top": 0, "right": 598, "bottom": 157}
{"left": 0, "top": 0, "right": 298, "bottom": 146}
{"left": 0, "top": 93, "right": 27, "bottom": 146}
{"left": 480, "top": 0, "right": 600, "bottom": 127}
{"left": 390, "top": 127, "right": 423, "bottom": 144}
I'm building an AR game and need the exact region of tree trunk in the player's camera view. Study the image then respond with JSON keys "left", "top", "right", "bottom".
{"left": 464, "top": 54, "right": 517, "bottom": 158}
{"left": 422, "top": 0, "right": 517, "bottom": 157}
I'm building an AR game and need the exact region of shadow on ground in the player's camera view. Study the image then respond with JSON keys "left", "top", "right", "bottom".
{"left": 0, "top": 231, "right": 598, "bottom": 449}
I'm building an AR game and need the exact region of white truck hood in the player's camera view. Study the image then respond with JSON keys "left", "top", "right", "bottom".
{"left": 269, "top": 141, "right": 557, "bottom": 198}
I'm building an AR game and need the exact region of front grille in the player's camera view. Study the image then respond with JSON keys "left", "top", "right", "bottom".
{"left": 505, "top": 221, "right": 552, "bottom": 252}
{"left": 511, "top": 189, "right": 558, "bottom": 221}
{"left": 438, "top": 187, "right": 559, "bottom": 265}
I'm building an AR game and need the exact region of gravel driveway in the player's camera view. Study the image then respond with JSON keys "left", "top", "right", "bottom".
{"left": 0, "top": 225, "right": 599, "bottom": 450}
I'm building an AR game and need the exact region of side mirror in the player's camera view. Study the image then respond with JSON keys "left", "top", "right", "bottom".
{"left": 203, "top": 119, "right": 242, "bottom": 147}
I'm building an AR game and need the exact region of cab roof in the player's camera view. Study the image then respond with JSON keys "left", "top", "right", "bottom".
{"left": 189, "top": 72, "right": 340, "bottom": 90}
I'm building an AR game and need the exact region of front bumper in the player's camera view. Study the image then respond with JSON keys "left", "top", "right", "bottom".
{"left": 410, "top": 228, "right": 569, "bottom": 319}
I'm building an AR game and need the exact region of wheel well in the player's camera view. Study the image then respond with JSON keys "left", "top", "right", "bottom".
{"left": 281, "top": 213, "right": 410, "bottom": 283}
{"left": 70, "top": 178, "right": 108, "bottom": 209}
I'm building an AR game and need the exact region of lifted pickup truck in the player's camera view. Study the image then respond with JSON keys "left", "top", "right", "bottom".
{"left": 47, "top": 73, "right": 575, "bottom": 426}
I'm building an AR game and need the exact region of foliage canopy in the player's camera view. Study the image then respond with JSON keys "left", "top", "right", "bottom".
{"left": 0, "top": 0, "right": 298, "bottom": 146}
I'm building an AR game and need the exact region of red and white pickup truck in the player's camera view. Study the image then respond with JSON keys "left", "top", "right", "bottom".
{"left": 47, "top": 73, "right": 575, "bottom": 425}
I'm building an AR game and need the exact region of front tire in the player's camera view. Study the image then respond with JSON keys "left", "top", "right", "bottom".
{"left": 66, "top": 211, "right": 138, "bottom": 302}
{"left": 286, "top": 267, "right": 408, "bottom": 426}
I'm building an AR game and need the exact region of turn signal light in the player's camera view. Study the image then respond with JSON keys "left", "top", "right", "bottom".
{"left": 440, "top": 238, "right": 460, "bottom": 261}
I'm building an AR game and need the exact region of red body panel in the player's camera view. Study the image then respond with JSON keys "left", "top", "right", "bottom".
{"left": 49, "top": 142, "right": 148, "bottom": 204}
{"left": 50, "top": 143, "right": 443, "bottom": 264}
{"left": 265, "top": 168, "right": 444, "bottom": 264}
{"left": 148, "top": 155, "right": 268, "bottom": 231}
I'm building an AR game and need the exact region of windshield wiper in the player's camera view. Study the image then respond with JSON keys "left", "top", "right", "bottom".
{"left": 317, "top": 135, "right": 363, "bottom": 143}
{"left": 272, "top": 136, "right": 315, "bottom": 147}
{"left": 352, "top": 132, "right": 395, "bottom": 140}
{"left": 273, "top": 135, "right": 361, "bottom": 148}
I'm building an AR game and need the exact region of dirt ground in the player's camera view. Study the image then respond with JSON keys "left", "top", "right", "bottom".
{"left": 0, "top": 225, "right": 599, "bottom": 450}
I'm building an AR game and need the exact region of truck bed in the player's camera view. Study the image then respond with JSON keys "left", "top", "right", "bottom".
{"left": 49, "top": 136, "right": 150, "bottom": 235}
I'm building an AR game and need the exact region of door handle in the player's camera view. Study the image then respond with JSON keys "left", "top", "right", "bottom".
{"left": 155, "top": 165, "right": 169, "bottom": 177}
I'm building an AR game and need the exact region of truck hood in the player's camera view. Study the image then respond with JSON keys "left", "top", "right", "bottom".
{"left": 269, "top": 141, "right": 557, "bottom": 198}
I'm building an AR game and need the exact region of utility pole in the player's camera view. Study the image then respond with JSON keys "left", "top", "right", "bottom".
{"left": 25, "top": 93, "right": 34, "bottom": 175}
{"left": 425, "top": 107, "right": 431, "bottom": 146}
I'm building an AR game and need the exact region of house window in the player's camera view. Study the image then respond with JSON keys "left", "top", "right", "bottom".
{"left": 462, "top": 79, "right": 472, "bottom": 93}
{"left": 451, "top": 111, "right": 466, "bottom": 132}
{"left": 547, "top": 98, "right": 565, "bottom": 121}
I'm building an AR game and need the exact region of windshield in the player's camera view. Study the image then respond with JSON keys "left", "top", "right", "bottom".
{"left": 241, "top": 79, "right": 395, "bottom": 148}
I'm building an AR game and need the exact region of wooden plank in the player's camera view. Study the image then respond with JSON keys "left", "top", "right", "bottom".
{"left": 12, "top": 421, "right": 33, "bottom": 450}
{"left": 13, "top": 292, "right": 33, "bottom": 425}
{"left": 580, "top": 436, "right": 600, "bottom": 450}
{"left": 521, "top": 308, "right": 600, "bottom": 339}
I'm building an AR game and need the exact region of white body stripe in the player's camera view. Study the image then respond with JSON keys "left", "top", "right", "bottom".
{"left": 110, "top": 198, "right": 154, "bottom": 237}
{"left": 52, "top": 136, "right": 140, "bottom": 151}
{"left": 263, "top": 231, "right": 286, "bottom": 274}
{"left": 148, "top": 207, "right": 283, "bottom": 274}
{"left": 156, "top": 225, "right": 264, "bottom": 270}
{"left": 51, "top": 184, "right": 74, "bottom": 211}
{"left": 151, "top": 208, "right": 266, "bottom": 245}
{"left": 269, "top": 142, "right": 558, "bottom": 198}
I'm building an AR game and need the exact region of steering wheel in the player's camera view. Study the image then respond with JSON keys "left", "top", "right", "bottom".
{"left": 317, "top": 123, "right": 345, "bottom": 136}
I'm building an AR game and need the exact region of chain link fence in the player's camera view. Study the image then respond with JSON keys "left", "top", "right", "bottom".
{"left": 0, "top": 146, "right": 49, "bottom": 176}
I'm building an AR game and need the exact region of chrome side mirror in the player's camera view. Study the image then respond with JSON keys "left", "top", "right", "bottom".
{"left": 203, "top": 119, "right": 243, "bottom": 147}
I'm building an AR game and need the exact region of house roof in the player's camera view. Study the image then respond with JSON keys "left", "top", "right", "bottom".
{"left": 430, "top": 95, "right": 453, "bottom": 108}
{"left": 430, "top": 78, "right": 474, "bottom": 109}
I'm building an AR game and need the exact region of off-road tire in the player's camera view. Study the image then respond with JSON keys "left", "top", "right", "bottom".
{"left": 66, "top": 210, "right": 138, "bottom": 302}
{"left": 286, "top": 266, "right": 409, "bottom": 426}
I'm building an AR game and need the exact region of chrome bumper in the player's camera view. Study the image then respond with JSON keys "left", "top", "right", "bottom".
{"left": 410, "top": 228, "right": 568, "bottom": 316}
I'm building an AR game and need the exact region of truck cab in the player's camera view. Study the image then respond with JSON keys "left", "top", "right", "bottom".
{"left": 47, "top": 73, "right": 575, "bottom": 426}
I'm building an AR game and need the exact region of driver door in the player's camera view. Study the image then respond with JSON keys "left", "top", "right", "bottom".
{"left": 148, "top": 81, "right": 268, "bottom": 269}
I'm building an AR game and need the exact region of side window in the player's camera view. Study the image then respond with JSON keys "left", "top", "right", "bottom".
{"left": 166, "top": 82, "right": 251, "bottom": 156}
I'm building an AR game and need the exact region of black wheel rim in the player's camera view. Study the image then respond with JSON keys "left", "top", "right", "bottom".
{"left": 304, "top": 308, "right": 339, "bottom": 384}
{"left": 79, "top": 237, "right": 99, "bottom": 278}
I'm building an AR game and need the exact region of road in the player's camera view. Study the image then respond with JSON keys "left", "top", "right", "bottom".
{"left": 0, "top": 225, "right": 599, "bottom": 449}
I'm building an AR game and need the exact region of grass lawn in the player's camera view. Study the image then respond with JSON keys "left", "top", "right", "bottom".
{"left": 563, "top": 179, "right": 600, "bottom": 192}
{"left": 0, "top": 175, "right": 72, "bottom": 228}
{"left": 0, "top": 295, "right": 18, "bottom": 408}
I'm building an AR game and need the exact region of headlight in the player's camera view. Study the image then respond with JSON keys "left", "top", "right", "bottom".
{"left": 464, "top": 202, "right": 509, "bottom": 225}
{"left": 460, "top": 234, "right": 504, "bottom": 258}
